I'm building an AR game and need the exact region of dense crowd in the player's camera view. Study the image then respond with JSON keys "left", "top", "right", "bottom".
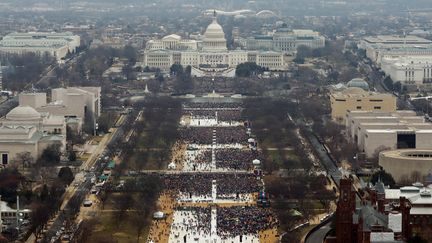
{"left": 194, "top": 149, "right": 212, "bottom": 164}
{"left": 216, "top": 174, "right": 261, "bottom": 198}
{"left": 182, "top": 109, "right": 243, "bottom": 122}
{"left": 215, "top": 149, "right": 257, "bottom": 170}
{"left": 173, "top": 207, "right": 211, "bottom": 234}
{"left": 165, "top": 101, "right": 279, "bottom": 240}
{"left": 183, "top": 109, "right": 216, "bottom": 118}
{"left": 217, "top": 110, "right": 243, "bottom": 122}
{"left": 162, "top": 174, "right": 212, "bottom": 197}
{"left": 217, "top": 206, "right": 278, "bottom": 238}
{"left": 216, "top": 127, "right": 248, "bottom": 144}
{"left": 184, "top": 102, "right": 242, "bottom": 109}
{"left": 157, "top": 173, "right": 261, "bottom": 198}
{"left": 180, "top": 127, "right": 213, "bottom": 144}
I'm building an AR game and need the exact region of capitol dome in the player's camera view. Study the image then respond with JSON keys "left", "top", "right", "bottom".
{"left": 6, "top": 106, "right": 41, "bottom": 121}
{"left": 202, "top": 12, "right": 227, "bottom": 52}
{"left": 205, "top": 20, "right": 224, "bottom": 37}
{"left": 347, "top": 78, "right": 369, "bottom": 91}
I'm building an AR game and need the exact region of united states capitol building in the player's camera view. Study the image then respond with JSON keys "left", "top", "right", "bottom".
{"left": 143, "top": 13, "right": 290, "bottom": 77}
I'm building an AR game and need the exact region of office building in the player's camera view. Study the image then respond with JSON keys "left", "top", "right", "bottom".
{"left": 346, "top": 110, "right": 432, "bottom": 158}
{"left": 330, "top": 86, "right": 397, "bottom": 124}
{"left": 0, "top": 32, "right": 80, "bottom": 61}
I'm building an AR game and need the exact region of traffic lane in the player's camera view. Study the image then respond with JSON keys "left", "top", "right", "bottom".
{"left": 305, "top": 222, "right": 332, "bottom": 243}
{"left": 306, "top": 132, "right": 342, "bottom": 184}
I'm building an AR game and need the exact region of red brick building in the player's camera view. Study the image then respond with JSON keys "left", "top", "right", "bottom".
{"left": 325, "top": 178, "right": 411, "bottom": 243}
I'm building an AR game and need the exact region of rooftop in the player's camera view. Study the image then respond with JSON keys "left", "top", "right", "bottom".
{"left": 363, "top": 35, "right": 432, "bottom": 44}
{"left": 6, "top": 106, "right": 41, "bottom": 121}
{"left": 331, "top": 87, "right": 394, "bottom": 99}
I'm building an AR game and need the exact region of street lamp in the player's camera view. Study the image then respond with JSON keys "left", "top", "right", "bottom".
{"left": 16, "top": 190, "right": 21, "bottom": 235}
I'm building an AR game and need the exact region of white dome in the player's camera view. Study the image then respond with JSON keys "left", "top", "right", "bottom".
{"left": 203, "top": 16, "right": 227, "bottom": 51}
{"left": 6, "top": 106, "right": 41, "bottom": 121}
{"left": 168, "top": 162, "right": 176, "bottom": 170}
{"left": 204, "top": 19, "right": 226, "bottom": 40}
{"left": 206, "top": 20, "right": 224, "bottom": 34}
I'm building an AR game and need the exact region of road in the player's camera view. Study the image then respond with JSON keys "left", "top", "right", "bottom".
{"left": 305, "top": 130, "right": 342, "bottom": 186}
{"left": 23, "top": 51, "right": 85, "bottom": 91}
{"left": 0, "top": 96, "right": 18, "bottom": 117}
{"left": 42, "top": 114, "right": 127, "bottom": 243}
{"left": 302, "top": 128, "right": 367, "bottom": 243}
{"left": 305, "top": 222, "right": 332, "bottom": 243}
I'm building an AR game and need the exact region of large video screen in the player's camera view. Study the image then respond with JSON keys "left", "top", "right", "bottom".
{"left": 397, "top": 133, "right": 416, "bottom": 149}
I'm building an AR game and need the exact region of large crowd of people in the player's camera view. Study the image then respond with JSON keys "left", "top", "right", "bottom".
{"left": 172, "top": 206, "right": 211, "bottom": 234}
{"left": 182, "top": 109, "right": 216, "bottom": 118}
{"left": 155, "top": 173, "right": 261, "bottom": 198}
{"left": 217, "top": 110, "right": 243, "bottom": 122}
{"left": 180, "top": 126, "right": 248, "bottom": 145}
{"left": 162, "top": 174, "right": 212, "bottom": 197}
{"left": 184, "top": 102, "right": 242, "bottom": 109}
{"left": 216, "top": 127, "right": 248, "bottom": 144}
{"left": 180, "top": 127, "right": 213, "bottom": 144}
{"left": 194, "top": 149, "right": 212, "bottom": 164}
{"left": 217, "top": 206, "right": 278, "bottom": 238}
{"left": 215, "top": 148, "right": 259, "bottom": 170}
{"left": 182, "top": 109, "right": 243, "bottom": 122}
{"left": 157, "top": 101, "right": 279, "bottom": 241}
{"left": 216, "top": 174, "right": 261, "bottom": 198}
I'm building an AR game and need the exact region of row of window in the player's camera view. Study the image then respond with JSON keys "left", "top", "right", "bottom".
{"left": 335, "top": 99, "right": 384, "bottom": 102}
{"left": 356, "top": 106, "right": 381, "bottom": 110}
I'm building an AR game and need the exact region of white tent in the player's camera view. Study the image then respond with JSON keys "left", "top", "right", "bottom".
{"left": 168, "top": 162, "right": 176, "bottom": 170}
{"left": 252, "top": 159, "right": 261, "bottom": 165}
{"left": 153, "top": 211, "right": 165, "bottom": 219}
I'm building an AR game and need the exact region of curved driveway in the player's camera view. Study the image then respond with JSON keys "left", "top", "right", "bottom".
{"left": 305, "top": 222, "right": 332, "bottom": 243}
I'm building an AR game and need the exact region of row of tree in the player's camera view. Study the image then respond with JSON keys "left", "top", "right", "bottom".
{"left": 2, "top": 53, "right": 55, "bottom": 91}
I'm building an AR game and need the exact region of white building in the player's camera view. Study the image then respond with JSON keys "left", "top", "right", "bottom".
{"left": 19, "top": 87, "right": 101, "bottom": 131}
{"left": 359, "top": 35, "right": 432, "bottom": 63}
{"left": 380, "top": 150, "right": 432, "bottom": 182}
{"left": 345, "top": 110, "right": 432, "bottom": 158}
{"left": 143, "top": 13, "right": 288, "bottom": 76}
{"left": 380, "top": 57, "right": 432, "bottom": 87}
{"left": 359, "top": 36, "right": 432, "bottom": 89}
{"left": 244, "top": 28, "right": 325, "bottom": 54}
{"left": 0, "top": 106, "right": 66, "bottom": 166}
{"left": 0, "top": 32, "right": 80, "bottom": 61}
{"left": 146, "top": 34, "right": 198, "bottom": 51}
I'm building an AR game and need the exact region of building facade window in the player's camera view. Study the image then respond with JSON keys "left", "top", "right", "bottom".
{"left": 2, "top": 153, "right": 8, "bottom": 165}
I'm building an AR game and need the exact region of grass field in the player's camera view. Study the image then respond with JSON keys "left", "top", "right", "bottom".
{"left": 86, "top": 192, "right": 152, "bottom": 243}
{"left": 87, "top": 211, "right": 150, "bottom": 243}
{"left": 267, "top": 149, "right": 302, "bottom": 169}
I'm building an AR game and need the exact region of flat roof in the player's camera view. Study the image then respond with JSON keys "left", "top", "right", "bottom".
{"left": 410, "top": 207, "right": 432, "bottom": 215}
{"left": 363, "top": 35, "right": 432, "bottom": 44}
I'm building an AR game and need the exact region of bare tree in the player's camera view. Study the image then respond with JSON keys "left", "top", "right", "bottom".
{"left": 112, "top": 193, "right": 134, "bottom": 228}
{"left": 75, "top": 218, "right": 98, "bottom": 243}
{"left": 371, "top": 145, "right": 391, "bottom": 162}
{"left": 14, "top": 152, "right": 34, "bottom": 169}
{"left": 411, "top": 171, "right": 422, "bottom": 183}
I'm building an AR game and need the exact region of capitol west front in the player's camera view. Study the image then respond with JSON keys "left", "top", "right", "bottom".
{"left": 143, "top": 14, "right": 288, "bottom": 77}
